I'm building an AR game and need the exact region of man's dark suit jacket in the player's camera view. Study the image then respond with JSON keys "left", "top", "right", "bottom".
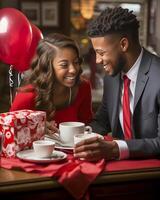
{"left": 91, "top": 48, "right": 160, "bottom": 158}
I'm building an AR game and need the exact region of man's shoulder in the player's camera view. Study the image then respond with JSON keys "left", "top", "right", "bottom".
{"left": 143, "top": 48, "right": 160, "bottom": 61}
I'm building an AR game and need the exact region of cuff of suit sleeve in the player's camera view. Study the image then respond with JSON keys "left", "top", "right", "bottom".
{"left": 114, "top": 140, "right": 130, "bottom": 160}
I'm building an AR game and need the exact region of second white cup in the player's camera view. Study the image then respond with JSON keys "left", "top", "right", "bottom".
{"left": 74, "top": 132, "right": 103, "bottom": 145}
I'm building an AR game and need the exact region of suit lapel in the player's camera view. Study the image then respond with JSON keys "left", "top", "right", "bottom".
{"left": 111, "top": 74, "right": 122, "bottom": 137}
{"left": 133, "top": 49, "right": 151, "bottom": 111}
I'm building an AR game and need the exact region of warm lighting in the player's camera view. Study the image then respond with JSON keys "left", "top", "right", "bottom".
{"left": 71, "top": 15, "right": 86, "bottom": 30}
{"left": 80, "top": 0, "right": 95, "bottom": 20}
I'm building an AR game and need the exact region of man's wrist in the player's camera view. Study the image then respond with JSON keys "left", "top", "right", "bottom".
{"left": 111, "top": 141, "right": 120, "bottom": 160}
{"left": 114, "top": 140, "right": 130, "bottom": 160}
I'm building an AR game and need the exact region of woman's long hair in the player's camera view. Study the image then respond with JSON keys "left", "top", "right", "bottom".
{"left": 24, "top": 33, "right": 82, "bottom": 120}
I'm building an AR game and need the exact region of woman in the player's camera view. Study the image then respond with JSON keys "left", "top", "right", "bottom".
{"left": 10, "top": 33, "right": 93, "bottom": 135}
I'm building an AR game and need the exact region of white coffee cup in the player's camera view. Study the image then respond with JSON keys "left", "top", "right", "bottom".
{"left": 33, "top": 140, "right": 55, "bottom": 158}
{"left": 74, "top": 132, "right": 103, "bottom": 145}
{"left": 59, "top": 122, "right": 92, "bottom": 146}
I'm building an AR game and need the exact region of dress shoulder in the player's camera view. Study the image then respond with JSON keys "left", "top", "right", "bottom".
{"left": 79, "top": 78, "right": 91, "bottom": 92}
{"left": 10, "top": 84, "right": 36, "bottom": 111}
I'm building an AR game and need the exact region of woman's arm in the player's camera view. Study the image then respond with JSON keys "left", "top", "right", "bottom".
{"left": 10, "top": 90, "right": 36, "bottom": 111}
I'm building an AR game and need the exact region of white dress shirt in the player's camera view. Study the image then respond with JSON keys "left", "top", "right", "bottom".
{"left": 115, "top": 48, "right": 143, "bottom": 159}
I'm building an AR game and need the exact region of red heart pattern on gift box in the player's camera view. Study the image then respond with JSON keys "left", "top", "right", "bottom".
{"left": 0, "top": 110, "right": 46, "bottom": 157}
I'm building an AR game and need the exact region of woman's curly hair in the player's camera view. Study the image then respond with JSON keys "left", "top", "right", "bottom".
{"left": 87, "top": 7, "right": 139, "bottom": 41}
{"left": 24, "top": 33, "right": 82, "bottom": 121}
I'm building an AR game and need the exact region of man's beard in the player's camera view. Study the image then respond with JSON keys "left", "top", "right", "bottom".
{"left": 111, "top": 54, "right": 126, "bottom": 77}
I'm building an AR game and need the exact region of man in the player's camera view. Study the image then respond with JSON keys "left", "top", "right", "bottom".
{"left": 74, "top": 7, "right": 160, "bottom": 161}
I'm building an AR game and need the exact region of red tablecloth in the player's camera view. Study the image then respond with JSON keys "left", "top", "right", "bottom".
{"left": 1, "top": 155, "right": 160, "bottom": 199}
{"left": 1, "top": 134, "right": 160, "bottom": 199}
{"left": 1, "top": 154, "right": 105, "bottom": 199}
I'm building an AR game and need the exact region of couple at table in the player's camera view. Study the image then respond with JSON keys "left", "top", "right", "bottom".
{"left": 10, "top": 7, "right": 160, "bottom": 161}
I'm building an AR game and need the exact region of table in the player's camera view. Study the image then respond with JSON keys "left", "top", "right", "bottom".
{"left": 0, "top": 166, "right": 160, "bottom": 200}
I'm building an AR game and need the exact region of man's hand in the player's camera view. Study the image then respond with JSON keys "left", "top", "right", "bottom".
{"left": 74, "top": 136, "right": 120, "bottom": 161}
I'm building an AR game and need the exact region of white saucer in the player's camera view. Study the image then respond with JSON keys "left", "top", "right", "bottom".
{"left": 16, "top": 149, "right": 67, "bottom": 163}
{"left": 44, "top": 135, "right": 74, "bottom": 151}
{"left": 44, "top": 133, "right": 103, "bottom": 151}
{"left": 55, "top": 144, "right": 74, "bottom": 151}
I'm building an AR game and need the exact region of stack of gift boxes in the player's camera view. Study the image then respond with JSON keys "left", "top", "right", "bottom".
{"left": 0, "top": 109, "right": 46, "bottom": 158}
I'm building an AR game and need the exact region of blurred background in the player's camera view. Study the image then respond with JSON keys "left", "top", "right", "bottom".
{"left": 0, "top": 0, "right": 159, "bottom": 113}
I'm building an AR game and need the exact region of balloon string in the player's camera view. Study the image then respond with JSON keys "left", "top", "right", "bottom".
{"left": 9, "top": 65, "right": 14, "bottom": 105}
{"left": 9, "top": 65, "right": 14, "bottom": 87}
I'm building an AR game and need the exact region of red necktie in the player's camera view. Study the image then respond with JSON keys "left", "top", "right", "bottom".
{"left": 123, "top": 75, "right": 132, "bottom": 139}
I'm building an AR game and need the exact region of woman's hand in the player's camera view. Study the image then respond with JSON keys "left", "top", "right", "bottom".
{"left": 46, "top": 120, "right": 59, "bottom": 136}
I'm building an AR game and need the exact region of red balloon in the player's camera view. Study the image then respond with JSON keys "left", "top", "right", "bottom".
{"left": 14, "top": 23, "right": 43, "bottom": 72}
{"left": 0, "top": 8, "right": 32, "bottom": 66}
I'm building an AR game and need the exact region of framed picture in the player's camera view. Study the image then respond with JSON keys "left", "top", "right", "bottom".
{"left": 21, "top": 1, "right": 40, "bottom": 26}
{"left": 41, "top": 1, "right": 59, "bottom": 27}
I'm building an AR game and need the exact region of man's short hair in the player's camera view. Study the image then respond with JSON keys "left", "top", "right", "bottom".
{"left": 87, "top": 7, "right": 139, "bottom": 41}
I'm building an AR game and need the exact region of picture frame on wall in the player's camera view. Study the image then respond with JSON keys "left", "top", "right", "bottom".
{"left": 41, "top": 1, "right": 59, "bottom": 27}
{"left": 21, "top": 2, "right": 40, "bottom": 26}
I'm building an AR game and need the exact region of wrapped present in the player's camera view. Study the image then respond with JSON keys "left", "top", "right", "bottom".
{"left": 0, "top": 109, "right": 46, "bottom": 158}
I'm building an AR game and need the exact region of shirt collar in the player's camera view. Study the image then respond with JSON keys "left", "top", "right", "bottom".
{"left": 122, "top": 48, "right": 143, "bottom": 83}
